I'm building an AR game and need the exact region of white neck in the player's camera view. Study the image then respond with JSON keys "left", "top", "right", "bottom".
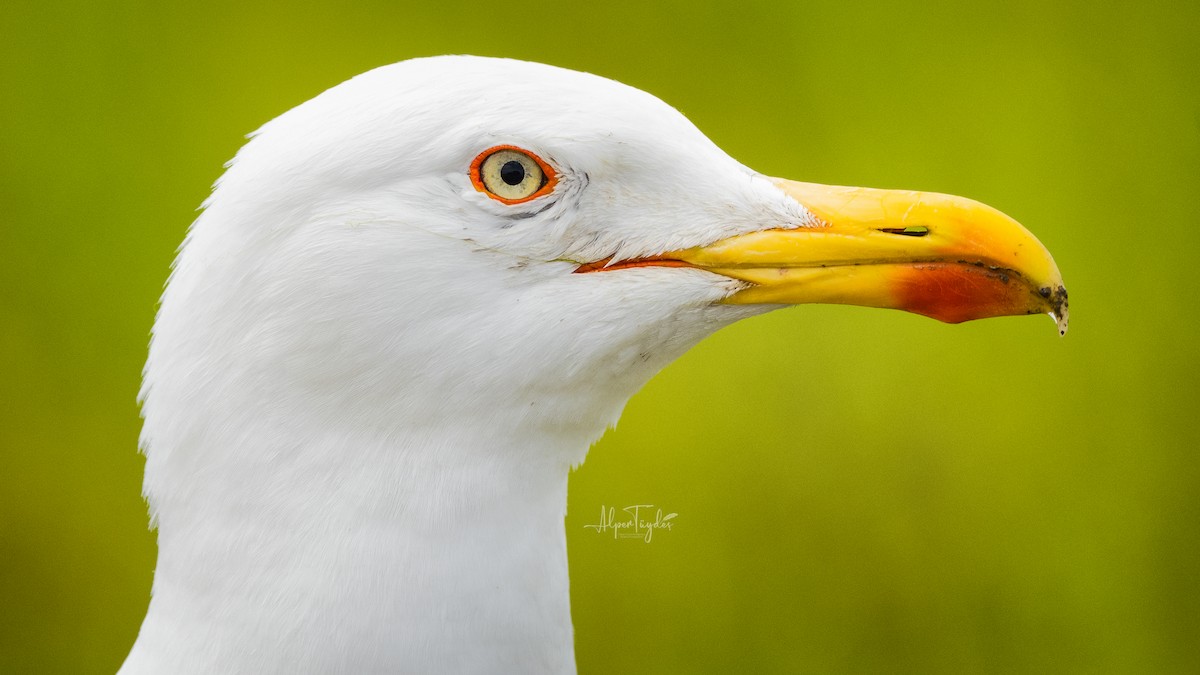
{"left": 122, "top": 417, "right": 580, "bottom": 674}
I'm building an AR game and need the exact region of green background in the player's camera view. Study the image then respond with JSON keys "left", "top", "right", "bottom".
{"left": 2, "top": 0, "right": 1197, "bottom": 672}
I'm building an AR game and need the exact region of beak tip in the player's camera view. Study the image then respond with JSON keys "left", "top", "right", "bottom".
{"left": 1041, "top": 285, "right": 1069, "bottom": 336}
{"left": 1056, "top": 314, "right": 1069, "bottom": 336}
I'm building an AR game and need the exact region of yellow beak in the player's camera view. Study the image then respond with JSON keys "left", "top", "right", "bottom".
{"left": 672, "top": 179, "right": 1069, "bottom": 334}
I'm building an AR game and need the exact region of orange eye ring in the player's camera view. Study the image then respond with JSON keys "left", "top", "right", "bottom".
{"left": 469, "top": 145, "right": 559, "bottom": 205}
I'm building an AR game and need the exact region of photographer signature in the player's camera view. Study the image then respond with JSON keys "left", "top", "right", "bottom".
{"left": 582, "top": 504, "right": 676, "bottom": 543}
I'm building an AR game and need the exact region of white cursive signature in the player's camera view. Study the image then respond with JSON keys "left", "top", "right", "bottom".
{"left": 582, "top": 504, "right": 677, "bottom": 542}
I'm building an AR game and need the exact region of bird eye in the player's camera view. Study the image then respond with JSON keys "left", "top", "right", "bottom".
{"left": 470, "top": 146, "right": 557, "bottom": 204}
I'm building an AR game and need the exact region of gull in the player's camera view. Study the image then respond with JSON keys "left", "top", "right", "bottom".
{"left": 119, "top": 55, "right": 1067, "bottom": 674}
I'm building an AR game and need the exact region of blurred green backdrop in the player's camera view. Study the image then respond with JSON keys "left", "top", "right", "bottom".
{"left": 2, "top": 0, "right": 1197, "bottom": 672}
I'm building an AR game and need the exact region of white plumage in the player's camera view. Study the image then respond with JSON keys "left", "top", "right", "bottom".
{"left": 121, "top": 55, "right": 1065, "bottom": 674}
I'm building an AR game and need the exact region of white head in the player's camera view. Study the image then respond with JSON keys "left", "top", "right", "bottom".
{"left": 127, "top": 56, "right": 1065, "bottom": 673}
{"left": 141, "top": 56, "right": 817, "bottom": 488}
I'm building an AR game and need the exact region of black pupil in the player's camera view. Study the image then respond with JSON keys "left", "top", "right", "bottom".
{"left": 499, "top": 160, "right": 526, "bottom": 186}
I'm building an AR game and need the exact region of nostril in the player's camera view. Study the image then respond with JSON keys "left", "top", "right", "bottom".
{"left": 878, "top": 225, "right": 930, "bottom": 237}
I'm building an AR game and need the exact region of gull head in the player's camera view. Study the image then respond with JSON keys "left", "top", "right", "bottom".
{"left": 145, "top": 56, "right": 1065, "bottom": 468}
